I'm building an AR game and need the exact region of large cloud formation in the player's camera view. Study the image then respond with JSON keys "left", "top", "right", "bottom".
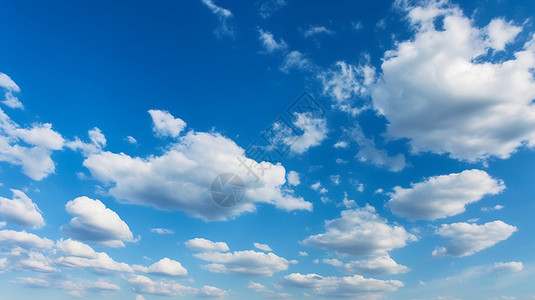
{"left": 369, "top": 0, "right": 535, "bottom": 161}
{"left": 78, "top": 110, "right": 311, "bottom": 221}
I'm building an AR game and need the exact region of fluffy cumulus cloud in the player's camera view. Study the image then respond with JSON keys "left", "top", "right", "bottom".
{"left": 258, "top": 29, "right": 287, "bottom": 53}
{"left": 343, "top": 255, "right": 410, "bottom": 275}
{"left": 148, "top": 109, "right": 187, "bottom": 138}
{"left": 128, "top": 275, "right": 197, "bottom": 297}
{"left": 133, "top": 257, "right": 188, "bottom": 276}
{"left": 195, "top": 250, "right": 289, "bottom": 276}
{"left": 0, "top": 72, "right": 23, "bottom": 109}
{"left": 0, "top": 229, "right": 53, "bottom": 249}
{"left": 62, "top": 196, "right": 134, "bottom": 247}
{"left": 186, "top": 238, "right": 230, "bottom": 252}
{"left": 0, "top": 189, "right": 44, "bottom": 229}
{"left": 287, "top": 170, "right": 300, "bottom": 186}
{"left": 66, "top": 127, "right": 106, "bottom": 156}
{"left": 280, "top": 51, "right": 316, "bottom": 73}
{"left": 388, "top": 169, "right": 505, "bottom": 221}
{"left": 302, "top": 204, "right": 416, "bottom": 256}
{"left": 433, "top": 221, "right": 517, "bottom": 257}
{"left": 253, "top": 242, "right": 272, "bottom": 252}
{"left": 283, "top": 273, "right": 403, "bottom": 299}
{"left": 369, "top": 0, "right": 535, "bottom": 161}
{"left": 289, "top": 113, "right": 328, "bottom": 154}
{"left": 55, "top": 239, "right": 133, "bottom": 274}
{"left": 80, "top": 112, "right": 311, "bottom": 221}
{"left": 0, "top": 104, "right": 64, "bottom": 180}
{"left": 303, "top": 25, "right": 335, "bottom": 38}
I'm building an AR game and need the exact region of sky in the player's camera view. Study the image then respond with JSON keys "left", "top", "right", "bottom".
{"left": 0, "top": 0, "right": 535, "bottom": 299}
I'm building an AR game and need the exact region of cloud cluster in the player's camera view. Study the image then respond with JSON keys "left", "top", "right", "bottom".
{"left": 79, "top": 110, "right": 311, "bottom": 221}
{"left": 0, "top": 72, "right": 23, "bottom": 109}
{"left": 303, "top": 204, "right": 416, "bottom": 256}
{"left": 369, "top": 0, "right": 535, "bottom": 161}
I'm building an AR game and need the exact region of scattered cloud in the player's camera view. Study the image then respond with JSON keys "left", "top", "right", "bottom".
{"left": 186, "top": 238, "right": 230, "bottom": 252}
{"left": 433, "top": 221, "right": 517, "bottom": 257}
{"left": 0, "top": 106, "right": 64, "bottom": 180}
{"left": 311, "top": 181, "right": 328, "bottom": 194}
{"left": 200, "top": 0, "right": 234, "bottom": 38}
{"left": 195, "top": 250, "right": 289, "bottom": 276}
{"left": 490, "top": 261, "right": 523, "bottom": 273}
{"left": 0, "top": 229, "right": 53, "bottom": 249}
{"left": 388, "top": 169, "right": 505, "bottom": 221}
{"left": 0, "top": 189, "right": 44, "bottom": 229}
{"left": 258, "top": 0, "right": 287, "bottom": 18}
{"left": 283, "top": 272, "right": 403, "bottom": 299}
{"left": 133, "top": 257, "right": 188, "bottom": 276}
{"left": 349, "top": 125, "right": 407, "bottom": 172}
{"left": 280, "top": 51, "right": 316, "bottom": 73}
{"left": 343, "top": 255, "right": 410, "bottom": 275}
{"left": 128, "top": 275, "right": 197, "bottom": 297}
{"left": 151, "top": 228, "right": 174, "bottom": 235}
{"left": 303, "top": 204, "right": 416, "bottom": 256}
{"left": 322, "top": 258, "right": 343, "bottom": 267}
{"left": 0, "top": 72, "right": 23, "bottom": 109}
{"left": 287, "top": 170, "right": 300, "bottom": 186}
{"left": 62, "top": 196, "right": 134, "bottom": 248}
{"left": 148, "top": 109, "right": 187, "bottom": 138}
{"left": 254, "top": 242, "right": 272, "bottom": 252}
{"left": 258, "top": 29, "right": 287, "bottom": 53}
{"left": 303, "top": 25, "right": 335, "bottom": 38}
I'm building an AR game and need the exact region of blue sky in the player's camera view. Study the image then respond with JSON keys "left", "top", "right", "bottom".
{"left": 1, "top": 0, "right": 535, "bottom": 299}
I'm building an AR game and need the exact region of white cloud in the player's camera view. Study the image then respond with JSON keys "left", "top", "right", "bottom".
{"left": 198, "top": 285, "right": 230, "bottom": 297}
{"left": 344, "top": 255, "right": 410, "bottom": 275}
{"left": 80, "top": 117, "right": 311, "bottom": 221}
{"left": 128, "top": 275, "right": 197, "bottom": 297}
{"left": 481, "top": 204, "right": 504, "bottom": 212}
{"left": 0, "top": 221, "right": 5, "bottom": 228}
{"left": 349, "top": 125, "right": 406, "bottom": 172}
{"left": 56, "top": 249, "right": 133, "bottom": 274}
{"left": 311, "top": 181, "right": 327, "bottom": 194}
{"left": 0, "top": 229, "right": 53, "bottom": 249}
{"left": 433, "top": 221, "right": 517, "bottom": 257}
{"left": 388, "top": 169, "right": 505, "bottom": 221}
{"left": 258, "top": 29, "right": 287, "bottom": 53}
{"left": 334, "top": 141, "right": 348, "bottom": 148}
{"left": 330, "top": 175, "right": 341, "bottom": 185}
{"left": 303, "top": 25, "right": 335, "bottom": 38}
{"left": 259, "top": 0, "right": 287, "bottom": 18}
{"left": 486, "top": 18, "right": 522, "bottom": 51}
{"left": 62, "top": 196, "right": 134, "bottom": 247}
{"left": 248, "top": 281, "right": 291, "bottom": 298}
{"left": 67, "top": 127, "right": 106, "bottom": 155}
{"left": 0, "top": 189, "right": 44, "bottom": 229}
{"left": 151, "top": 228, "right": 174, "bottom": 235}
{"left": 266, "top": 112, "right": 327, "bottom": 155}
{"left": 254, "top": 242, "right": 272, "bottom": 252}
{"left": 280, "top": 51, "right": 316, "bottom": 73}
{"left": 0, "top": 72, "right": 23, "bottom": 109}
{"left": 370, "top": 1, "right": 535, "bottom": 162}
{"left": 303, "top": 204, "right": 416, "bottom": 256}
{"left": 322, "top": 258, "right": 343, "bottom": 267}
{"left": 283, "top": 273, "right": 403, "bottom": 299}
{"left": 17, "top": 251, "right": 57, "bottom": 273}
{"left": 135, "top": 295, "right": 145, "bottom": 300}
{"left": 319, "top": 61, "right": 375, "bottom": 115}
{"left": 133, "top": 257, "right": 187, "bottom": 276}
{"left": 125, "top": 135, "right": 137, "bottom": 145}
{"left": 56, "top": 238, "right": 97, "bottom": 259}
{"left": 148, "top": 109, "right": 187, "bottom": 138}
{"left": 186, "top": 238, "right": 230, "bottom": 252}
{"left": 287, "top": 170, "right": 300, "bottom": 186}
{"left": 200, "top": 0, "right": 234, "bottom": 38}
{"left": 194, "top": 250, "right": 289, "bottom": 276}
{"left": 490, "top": 261, "right": 523, "bottom": 273}
{"left": 0, "top": 107, "right": 64, "bottom": 180}
{"left": 298, "top": 251, "right": 308, "bottom": 257}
